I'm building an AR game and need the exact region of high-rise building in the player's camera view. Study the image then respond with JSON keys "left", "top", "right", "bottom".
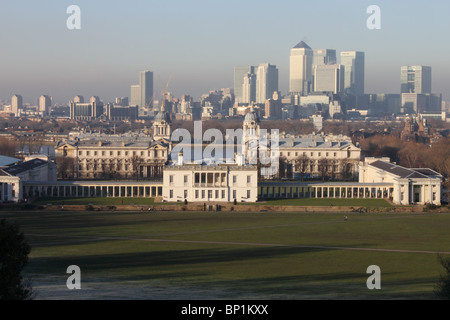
{"left": 39, "top": 95, "right": 52, "bottom": 115}
{"left": 313, "top": 65, "right": 344, "bottom": 94}
{"left": 130, "top": 85, "right": 140, "bottom": 106}
{"left": 234, "top": 66, "right": 255, "bottom": 103}
{"left": 289, "top": 41, "right": 313, "bottom": 94}
{"left": 69, "top": 97, "right": 103, "bottom": 121}
{"left": 340, "top": 51, "right": 365, "bottom": 95}
{"left": 255, "top": 63, "right": 278, "bottom": 104}
{"left": 265, "top": 91, "right": 282, "bottom": 119}
{"left": 401, "top": 66, "right": 432, "bottom": 94}
{"left": 11, "top": 94, "right": 23, "bottom": 116}
{"left": 140, "top": 71, "right": 153, "bottom": 109}
{"left": 74, "top": 95, "right": 84, "bottom": 103}
{"left": 313, "top": 49, "right": 336, "bottom": 67}
{"left": 242, "top": 73, "right": 256, "bottom": 104}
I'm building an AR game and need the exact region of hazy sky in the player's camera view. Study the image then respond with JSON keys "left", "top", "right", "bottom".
{"left": 1, "top": 0, "right": 449, "bottom": 104}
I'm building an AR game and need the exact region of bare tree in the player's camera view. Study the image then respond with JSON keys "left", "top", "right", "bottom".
{"left": 295, "top": 154, "right": 310, "bottom": 181}
{"left": 318, "top": 158, "right": 331, "bottom": 181}
{"left": 0, "top": 137, "right": 17, "bottom": 157}
{"left": 56, "top": 156, "right": 75, "bottom": 180}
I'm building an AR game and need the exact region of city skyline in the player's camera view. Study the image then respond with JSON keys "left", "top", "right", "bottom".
{"left": 1, "top": 0, "right": 449, "bottom": 104}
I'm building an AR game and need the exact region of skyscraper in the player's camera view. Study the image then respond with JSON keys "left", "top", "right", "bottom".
{"left": 234, "top": 66, "right": 255, "bottom": 103}
{"left": 74, "top": 95, "right": 84, "bottom": 103}
{"left": 139, "top": 71, "right": 153, "bottom": 109}
{"left": 255, "top": 63, "right": 279, "bottom": 104}
{"left": 39, "top": 95, "right": 52, "bottom": 115}
{"left": 340, "top": 51, "right": 365, "bottom": 95}
{"left": 242, "top": 72, "right": 256, "bottom": 104}
{"left": 401, "top": 66, "right": 432, "bottom": 94}
{"left": 130, "top": 85, "right": 140, "bottom": 106}
{"left": 11, "top": 94, "right": 22, "bottom": 117}
{"left": 289, "top": 41, "right": 313, "bottom": 94}
{"left": 313, "top": 49, "right": 337, "bottom": 67}
{"left": 313, "top": 65, "right": 344, "bottom": 94}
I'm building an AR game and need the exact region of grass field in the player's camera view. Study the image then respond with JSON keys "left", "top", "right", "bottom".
{"left": 1, "top": 209, "right": 449, "bottom": 300}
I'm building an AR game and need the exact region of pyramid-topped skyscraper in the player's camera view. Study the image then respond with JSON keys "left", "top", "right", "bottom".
{"left": 290, "top": 41, "right": 313, "bottom": 94}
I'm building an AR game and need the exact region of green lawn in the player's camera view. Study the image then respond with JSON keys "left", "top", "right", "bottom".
{"left": 1, "top": 210, "right": 449, "bottom": 299}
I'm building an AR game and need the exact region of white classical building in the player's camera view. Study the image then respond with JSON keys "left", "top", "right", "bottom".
{"left": 359, "top": 158, "right": 442, "bottom": 205}
{"left": 0, "top": 156, "right": 57, "bottom": 203}
{"left": 163, "top": 153, "right": 258, "bottom": 203}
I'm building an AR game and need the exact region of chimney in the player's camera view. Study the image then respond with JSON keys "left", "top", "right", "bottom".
{"left": 178, "top": 152, "right": 184, "bottom": 166}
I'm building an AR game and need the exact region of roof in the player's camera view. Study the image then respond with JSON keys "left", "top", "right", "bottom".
{"left": 244, "top": 110, "right": 260, "bottom": 123}
{"left": 154, "top": 110, "right": 171, "bottom": 123}
{"left": 293, "top": 41, "right": 312, "bottom": 49}
{"left": 278, "top": 137, "right": 352, "bottom": 149}
{"left": 0, "top": 155, "right": 20, "bottom": 167}
{"left": 369, "top": 160, "right": 440, "bottom": 179}
{"left": 3, "top": 158, "right": 48, "bottom": 176}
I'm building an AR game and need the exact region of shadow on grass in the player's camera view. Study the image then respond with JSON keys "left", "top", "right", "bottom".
{"left": 26, "top": 246, "right": 331, "bottom": 274}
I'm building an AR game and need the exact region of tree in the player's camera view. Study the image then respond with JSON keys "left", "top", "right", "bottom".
{"left": 295, "top": 154, "right": 310, "bottom": 181}
{"left": 318, "top": 158, "right": 331, "bottom": 181}
{"left": 0, "top": 137, "right": 17, "bottom": 157}
{"left": 0, "top": 219, "right": 33, "bottom": 300}
{"left": 435, "top": 255, "right": 450, "bottom": 299}
{"left": 56, "top": 156, "right": 75, "bottom": 180}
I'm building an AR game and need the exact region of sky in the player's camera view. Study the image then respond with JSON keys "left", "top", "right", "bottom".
{"left": 0, "top": 0, "right": 449, "bottom": 104}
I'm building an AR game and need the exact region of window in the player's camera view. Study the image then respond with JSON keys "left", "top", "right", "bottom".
{"left": 233, "top": 175, "right": 237, "bottom": 184}
{"left": 202, "top": 190, "right": 205, "bottom": 199}
{"left": 184, "top": 190, "right": 188, "bottom": 199}
{"left": 222, "top": 190, "right": 225, "bottom": 199}
{"left": 311, "top": 152, "right": 314, "bottom": 157}
{"left": 318, "top": 152, "right": 321, "bottom": 157}
{"left": 118, "top": 151, "right": 121, "bottom": 156}
{"left": 169, "top": 175, "right": 174, "bottom": 183}
{"left": 102, "top": 151, "right": 105, "bottom": 156}
{"left": 247, "top": 190, "right": 251, "bottom": 199}
{"left": 79, "top": 151, "right": 82, "bottom": 156}
{"left": 334, "top": 152, "right": 337, "bottom": 157}
{"left": 195, "top": 190, "right": 199, "bottom": 199}
{"left": 215, "top": 190, "right": 219, "bottom": 199}
{"left": 94, "top": 151, "right": 97, "bottom": 156}
{"left": 184, "top": 175, "right": 188, "bottom": 184}
{"left": 169, "top": 190, "right": 173, "bottom": 199}
{"left": 125, "top": 151, "right": 128, "bottom": 156}
{"left": 208, "top": 190, "right": 213, "bottom": 199}
{"left": 247, "top": 175, "right": 251, "bottom": 184}
{"left": 110, "top": 151, "right": 113, "bottom": 156}
{"left": 86, "top": 151, "right": 90, "bottom": 156}
{"left": 233, "top": 190, "right": 236, "bottom": 199}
